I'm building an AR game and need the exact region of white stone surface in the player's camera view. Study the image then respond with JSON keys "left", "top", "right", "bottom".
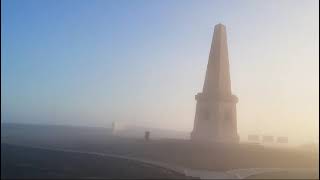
{"left": 191, "top": 24, "right": 239, "bottom": 143}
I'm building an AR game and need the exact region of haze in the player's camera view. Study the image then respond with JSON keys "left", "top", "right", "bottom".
{"left": 1, "top": 0, "right": 319, "bottom": 145}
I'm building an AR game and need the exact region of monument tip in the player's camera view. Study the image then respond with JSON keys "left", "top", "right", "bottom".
{"left": 215, "top": 23, "right": 225, "bottom": 28}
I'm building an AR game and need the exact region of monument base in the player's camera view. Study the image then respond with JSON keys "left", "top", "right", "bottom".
{"left": 190, "top": 131, "right": 239, "bottom": 144}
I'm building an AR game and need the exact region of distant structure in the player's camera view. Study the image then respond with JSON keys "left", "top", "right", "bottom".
{"left": 112, "top": 121, "right": 126, "bottom": 135}
{"left": 248, "top": 134, "right": 260, "bottom": 142}
{"left": 262, "top": 135, "right": 274, "bottom": 143}
{"left": 111, "top": 121, "right": 189, "bottom": 139}
{"left": 191, "top": 24, "right": 239, "bottom": 143}
{"left": 145, "top": 131, "right": 150, "bottom": 141}
{"left": 246, "top": 134, "right": 288, "bottom": 144}
{"left": 276, "top": 136, "right": 288, "bottom": 143}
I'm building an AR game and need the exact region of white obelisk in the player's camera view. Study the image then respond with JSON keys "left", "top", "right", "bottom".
{"left": 191, "top": 24, "right": 239, "bottom": 143}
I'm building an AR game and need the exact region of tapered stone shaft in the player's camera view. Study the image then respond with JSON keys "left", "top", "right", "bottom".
{"left": 191, "top": 24, "right": 239, "bottom": 143}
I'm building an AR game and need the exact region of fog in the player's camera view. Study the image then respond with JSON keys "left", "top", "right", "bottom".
{"left": 1, "top": 0, "right": 319, "bottom": 146}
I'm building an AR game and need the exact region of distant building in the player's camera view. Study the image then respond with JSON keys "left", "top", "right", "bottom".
{"left": 276, "top": 136, "right": 288, "bottom": 143}
{"left": 112, "top": 121, "right": 126, "bottom": 134}
{"left": 248, "top": 134, "right": 260, "bottom": 142}
{"left": 262, "top": 136, "right": 274, "bottom": 143}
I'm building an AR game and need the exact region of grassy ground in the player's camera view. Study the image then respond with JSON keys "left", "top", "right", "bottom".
{"left": 2, "top": 123, "right": 318, "bottom": 171}
{"left": 1, "top": 143, "right": 191, "bottom": 179}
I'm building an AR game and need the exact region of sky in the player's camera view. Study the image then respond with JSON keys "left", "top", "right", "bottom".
{"left": 1, "top": 0, "right": 319, "bottom": 144}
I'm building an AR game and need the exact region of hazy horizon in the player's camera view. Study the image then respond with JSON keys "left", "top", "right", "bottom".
{"left": 1, "top": 0, "right": 319, "bottom": 145}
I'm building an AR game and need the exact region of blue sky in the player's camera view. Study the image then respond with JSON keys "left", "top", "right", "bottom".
{"left": 1, "top": 0, "right": 319, "bottom": 144}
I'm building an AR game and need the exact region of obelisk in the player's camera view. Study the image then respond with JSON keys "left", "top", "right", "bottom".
{"left": 191, "top": 24, "right": 239, "bottom": 143}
